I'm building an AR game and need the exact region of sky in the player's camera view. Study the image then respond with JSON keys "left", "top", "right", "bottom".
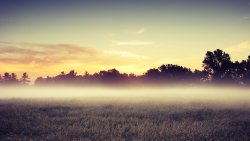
{"left": 0, "top": 0, "right": 250, "bottom": 80}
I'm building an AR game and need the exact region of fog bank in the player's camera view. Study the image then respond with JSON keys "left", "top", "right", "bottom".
{"left": 0, "top": 86, "right": 249, "bottom": 107}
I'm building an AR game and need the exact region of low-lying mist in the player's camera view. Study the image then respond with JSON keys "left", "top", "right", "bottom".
{"left": 0, "top": 86, "right": 249, "bottom": 108}
{"left": 1, "top": 86, "right": 250, "bottom": 141}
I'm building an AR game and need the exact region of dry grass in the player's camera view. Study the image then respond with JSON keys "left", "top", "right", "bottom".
{"left": 0, "top": 100, "right": 249, "bottom": 141}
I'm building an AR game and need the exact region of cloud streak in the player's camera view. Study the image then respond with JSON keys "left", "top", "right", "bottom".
{"left": 0, "top": 41, "right": 153, "bottom": 74}
{"left": 111, "top": 40, "right": 153, "bottom": 46}
{"left": 0, "top": 41, "right": 181, "bottom": 80}
{"left": 242, "top": 16, "right": 250, "bottom": 20}
{"left": 134, "top": 27, "right": 147, "bottom": 34}
{"left": 225, "top": 40, "right": 250, "bottom": 52}
{"left": 104, "top": 50, "right": 148, "bottom": 59}
{"left": 224, "top": 40, "right": 250, "bottom": 61}
{"left": 0, "top": 42, "right": 97, "bottom": 65}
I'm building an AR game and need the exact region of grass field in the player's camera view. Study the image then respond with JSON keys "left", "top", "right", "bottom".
{"left": 0, "top": 99, "right": 250, "bottom": 141}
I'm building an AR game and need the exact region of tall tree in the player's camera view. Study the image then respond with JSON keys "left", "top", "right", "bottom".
{"left": 10, "top": 73, "right": 19, "bottom": 84}
{"left": 3, "top": 72, "right": 11, "bottom": 84}
{"left": 21, "top": 72, "right": 30, "bottom": 85}
{"left": 242, "top": 55, "right": 250, "bottom": 84}
{"left": 0, "top": 74, "right": 2, "bottom": 84}
{"left": 98, "top": 69, "right": 127, "bottom": 82}
{"left": 202, "top": 49, "right": 232, "bottom": 82}
{"left": 144, "top": 68, "right": 161, "bottom": 80}
{"left": 157, "top": 64, "right": 192, "bottom": 81}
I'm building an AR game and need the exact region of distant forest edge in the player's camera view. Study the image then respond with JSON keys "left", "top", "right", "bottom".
{"left": 1, "top": 49, "right": 250, "bottom": 86}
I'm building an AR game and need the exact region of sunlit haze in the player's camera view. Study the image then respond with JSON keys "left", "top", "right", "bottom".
{"left": 0, "top": 0, "right": 250, "bottom": 80}
{"left": 0, "top": 86, "right": 249, "bottom": 108}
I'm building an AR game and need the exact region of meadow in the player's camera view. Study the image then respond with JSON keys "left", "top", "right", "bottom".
{"left": 0, "top": 87, "right": 250, "bottom": 141}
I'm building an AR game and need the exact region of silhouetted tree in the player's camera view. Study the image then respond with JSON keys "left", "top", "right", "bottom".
{"left": 11, "top": 73, "right": 19, "bottom": 84}
{"left": 31, "top": 51, "right": 250, "bottom": 86}
{"left": 53, "top": 70, "right": 79, "bottom": 83}
{"left": 202, "top": 49, "right": 232, "bottom": 82}
{"left": 160, "top": 64, "right": 192, "bottom": 80}
{"left": 242, "top": 55, "right": 250, "bottom": 84}
{"left": 144, "top": 64, "right": 193, "bottom": 82}
{"left": 98, "top": 69, "right": 128, "bottom": 83}
{"left": 21, "top": 72, "right": 30, "bottom": 85}
{"left": 3, "top": 72, "right": 11, "bottom": 82}
{"left": 66, "top": 70, "right": 77, "bottom": 80}
{"left": 128, "top": 73, "right": 137, "bottom": 79}
{"left": 35, "top": 77, "right": 45, "bottom": 85}
{"left": 193, "top": 69, "right": 209, "bottom": 82}
{"left": 144, "top": 68, "right": 161, "bottom": 80}
{"left": 0, "top": 74, "right": 2, "bottom": 84}
{"left": 2, "top": 72, "right": 19, "bottom": 84}
{"left": 54, "top": 71, "right": 66, "bottom": 82}
{"left": 3, "top": 72, "right": 11, "bottom": 84}
{"left": 83, "top": 71, "right": 90, "bottom": 79}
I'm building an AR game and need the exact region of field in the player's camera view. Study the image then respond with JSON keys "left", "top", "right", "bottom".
{"left": 0, "top": 87, "right": 250, "bottom": 141}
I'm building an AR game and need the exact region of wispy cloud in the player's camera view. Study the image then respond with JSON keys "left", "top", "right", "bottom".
{"left": 134, "top": 27, "right": 147, "bottom": 34}
{"left": 0, "top": 41, "right": 181, "bottom": 78}
{"left": 224, "top": 40, "right": 250, "bottom": 61}
{"left": 124, "top": 27, "right": 148, "bottom": 35}
{"left": 111, "top": 40, "right": 153, "bottom": 46}
{"left": 242, "top": 16, "right": 250, "bottom": 20}
{"left": 225, "top": 40, "right": 250, "bottom": 52}
{"left": 105, "top": 50, "right": 148, "bottom": 59}
{"left": 0, "top": 41, "right": 152, "bottom": 74}
{"left": 0, "top": 42, "right": 96, "bottom": 66}
{"left": 155, "top": 58, "right": 180, "bottom": 64}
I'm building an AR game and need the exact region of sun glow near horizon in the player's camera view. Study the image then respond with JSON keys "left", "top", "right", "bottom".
{"left": 0, "top": 0, "right": 250, "bottom": 80}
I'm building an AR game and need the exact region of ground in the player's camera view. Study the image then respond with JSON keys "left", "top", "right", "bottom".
{"left": 0, "top": 100, "right": 249, "bottom": 141}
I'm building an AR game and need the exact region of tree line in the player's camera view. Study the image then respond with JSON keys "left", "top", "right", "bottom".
{"left": 1, "top": 49, "right": 250, "bottom": 86}
{"left": 0, "top": 72, "right": 30, "bottom": 85}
